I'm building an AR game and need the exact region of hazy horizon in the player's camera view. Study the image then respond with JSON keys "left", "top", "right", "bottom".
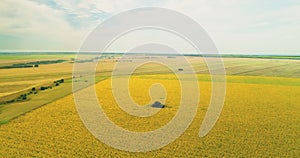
{"left": 0, "top": 51, "right": 300, "bottom": 56}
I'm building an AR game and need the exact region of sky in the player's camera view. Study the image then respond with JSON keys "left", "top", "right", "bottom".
{"left": 0, "top": 0, "right": 299, "bottom": 54}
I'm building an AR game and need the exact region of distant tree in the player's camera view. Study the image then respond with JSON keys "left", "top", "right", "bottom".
{"left": 22, "top": 95, "right": 27, "bottom": 100}
{"left": 55, "top": 83, "right": 60, "bottom": 86}
{"left": 40, "top": 86, "right": 46, "bottom": 90}
{"left": 31, "top": 87, "right": 36, "bottom": 91}
{"left": 18, "top": 94, "right": 27, "bottom": 100}
{"left": 60, "top": 79, "right": 64, "bottom": 83}
{"left": 6, "top": 99, "right": 15, "bottom": 104}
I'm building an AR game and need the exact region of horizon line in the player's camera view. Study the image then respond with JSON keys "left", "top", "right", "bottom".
{"left": 0, "top": 51, "right": 300, "bottom": 56}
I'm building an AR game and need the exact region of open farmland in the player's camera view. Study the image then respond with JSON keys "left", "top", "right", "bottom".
{"left": 0, "top": 74, "right": 299, "bottom": 157}
{"left": 0, "top": 53, "right": 300, "bottom": 157}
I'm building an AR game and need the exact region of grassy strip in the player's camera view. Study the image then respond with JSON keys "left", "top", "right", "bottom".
{"left": 0, "top": 60, "right": 67, "bottom": 69}
{"left": 0, "top": 76, "right": 108, "bottom": 124}
{"left": 135, "top": 74, "right": 300, "bottom": 86}
{"left": 0, "top": 120, "right": 9, "bottom": 125}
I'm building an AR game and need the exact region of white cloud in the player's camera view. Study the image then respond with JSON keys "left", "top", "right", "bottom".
{"left": 0, "top": 0, "right": 87, "bottom": 51}
{"left": 160, "top": 0, "right": 300, "bottom": 54}
{"left": 0, "top": 0, "right": 299, "bottom": 53}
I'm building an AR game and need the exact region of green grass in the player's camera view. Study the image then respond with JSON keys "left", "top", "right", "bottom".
{"left": 137, "top": 74, "right": 300, "bottom": 86}
{"left": 0, "top": 82, "right": 72, "bottom": 121}
{"left": 225, "top": 75, "right": 300, "bottom": 86}
{"left": 0, "top": 52, "right": 75, "bottom": 60}
{"left": 0, "top": 76, "right": 108, "bottom": 123}
{"left": 0, "top": 120, "right": 9, "bottom": 125}
{"left": 220, "top": 54, "right": 300, "bottom": 60}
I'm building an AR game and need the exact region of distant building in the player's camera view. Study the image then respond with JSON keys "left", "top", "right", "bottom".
{"left": 178, "top": 68, "right": 184, "bottom": 71}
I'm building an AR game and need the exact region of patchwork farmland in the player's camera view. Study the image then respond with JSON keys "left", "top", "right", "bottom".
{"left": 0, "top": 53, "right": 299, "bottom": 157}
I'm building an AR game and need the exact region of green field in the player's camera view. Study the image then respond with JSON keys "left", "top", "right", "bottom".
{"left": 0, "top": 52, "right": 75, "bottom": 60}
